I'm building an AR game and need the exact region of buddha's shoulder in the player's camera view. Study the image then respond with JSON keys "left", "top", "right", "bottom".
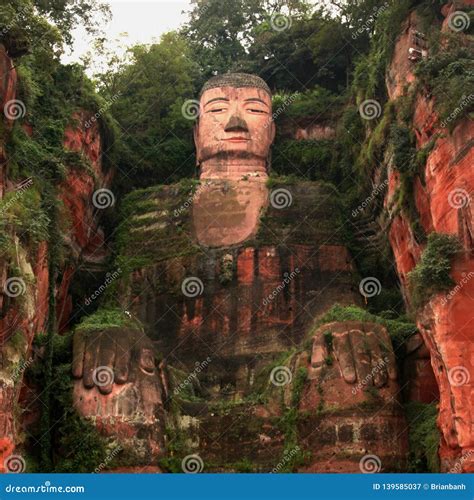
{"left": 116, "top": 180, "right": 202, "bottom": 265}
{"left": 254, "top": 179, "right": 345, "bottom": 246}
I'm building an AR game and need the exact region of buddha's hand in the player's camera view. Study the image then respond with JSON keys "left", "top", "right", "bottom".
{"left": 311, "top": 321, "right": 397, "bottom": 391}
{"left": 72, "top": 327, "right": 166, "bottom": 418}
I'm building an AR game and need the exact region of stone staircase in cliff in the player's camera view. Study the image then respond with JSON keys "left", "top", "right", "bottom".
{"left": 350, "top": 212, "right": 388, "bottom": 253}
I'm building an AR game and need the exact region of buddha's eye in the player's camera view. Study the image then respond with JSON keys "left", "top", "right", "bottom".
{"left": 208, "top": 108, "right": 226, "bottom": 113}
{"left": 248, "top": 108, "right": 266, "bottom": 114}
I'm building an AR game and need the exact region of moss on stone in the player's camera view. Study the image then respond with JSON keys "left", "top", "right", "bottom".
{"left": 313, "top": 304, "right": 417, "bottom": 352}
{"left": 75, "top": 308, "right": 142, "bottom": 332}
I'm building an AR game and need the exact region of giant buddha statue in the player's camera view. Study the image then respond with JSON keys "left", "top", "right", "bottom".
{"left": 72, "top": 74, "right": 408, "bottom": 472}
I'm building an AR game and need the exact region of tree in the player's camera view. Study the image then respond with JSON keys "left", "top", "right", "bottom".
{"left": 99, "top": 32, "right": 201, "bottom": 188}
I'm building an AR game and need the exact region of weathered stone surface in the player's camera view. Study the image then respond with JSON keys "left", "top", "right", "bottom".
{"left": 383, "top": 5, "right": 474, "bottom": 471}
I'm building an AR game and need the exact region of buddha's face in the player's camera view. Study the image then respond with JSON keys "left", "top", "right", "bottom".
{"left": 194, "top": 86, "right": 275, "bottom": 168}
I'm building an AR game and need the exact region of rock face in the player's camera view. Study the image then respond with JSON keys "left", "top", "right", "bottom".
{"left": 72, "top": 179, "right": 409, "bottom": 472}
{"left": 0, "top": 42, "right": 113, "bottom": 471}
{"left": 2, "top": 3, "right": 473, "bottom": 474}
{"left": 381, "top": 5, "right": 474, "bottom": 471}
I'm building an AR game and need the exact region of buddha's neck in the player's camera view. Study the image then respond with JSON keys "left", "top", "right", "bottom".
{"left": 199, "top": 159, "right": 268, "bottom": 181}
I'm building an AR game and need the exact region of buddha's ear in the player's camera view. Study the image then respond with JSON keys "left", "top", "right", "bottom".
{"left": 269, "top": 119, "right": 276, "bottom": 144}
{"left": 193, "top": 121, "right": 200, "bottom": 165}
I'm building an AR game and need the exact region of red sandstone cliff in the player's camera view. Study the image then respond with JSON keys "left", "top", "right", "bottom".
{"left": 0, "top": 43, "right": 113, "bottom": 471}
{"left": 383, "top": 2, "right": 474, "bottom": 471}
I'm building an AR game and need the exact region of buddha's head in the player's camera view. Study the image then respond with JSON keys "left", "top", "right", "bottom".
{"left": 194, "top": 73, "right": 275, "bottom": 180}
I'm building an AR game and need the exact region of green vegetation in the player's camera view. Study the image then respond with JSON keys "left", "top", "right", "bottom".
{"left": 314, "top": 304, "right": 417, "bottom": 352}
{"left": 75, "top": 308, "right": 141, "bottom": 332}
{"left": 405, "top": 402, "right": 440, "bottom": 472}
{"left": 416, "top": 43, "right": 474, "bottom": 130}
{"left": 408, "top": 233, "right": 461, "bottom": 309}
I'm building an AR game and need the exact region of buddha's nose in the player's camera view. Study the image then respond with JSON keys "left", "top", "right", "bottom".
{"left": 224, "top": 115, "right": 249, "bottom": 133}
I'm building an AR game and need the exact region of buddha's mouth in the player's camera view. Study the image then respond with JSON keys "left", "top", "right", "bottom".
{"left": 224, "top": 137, "right": 250, "bottom": 143}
